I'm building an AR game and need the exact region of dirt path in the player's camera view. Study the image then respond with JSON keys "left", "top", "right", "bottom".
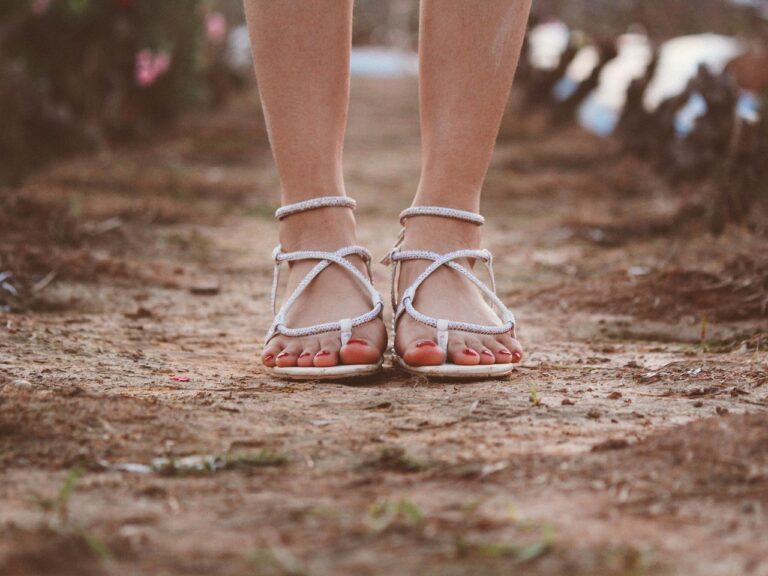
{"left": 1, "top": 78, "right": 767, "bottom": 576}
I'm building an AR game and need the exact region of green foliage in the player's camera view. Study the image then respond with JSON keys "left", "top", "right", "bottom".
{"left": 366, "top": 498, "right": 424, "bottom": 533}
{"left": 56, "top": 466, "right": 84, "bottom": 525}
{"left": 152, "top": 450, "right": 290, "bottom": 476}
{"left": 2, "top": 0, "right": 202, "bottom": 131}
{"left": 359, "top": 445, "right": 428, "bottom": 473}
{"left": 454, "top": 524, "right": 556, "bottom": 563}
{"left": 529, "top": 381, "right": 541, "bottom": 406}
{"left": 0, "top": 0, "right": 226, "bottom": 185}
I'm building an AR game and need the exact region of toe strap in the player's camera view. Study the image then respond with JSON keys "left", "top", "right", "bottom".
{"left": 339, "top": 318, "right": 353, "bottom": 346}
{"left": 436, "top": 319, "right": 449, "bottom": 351}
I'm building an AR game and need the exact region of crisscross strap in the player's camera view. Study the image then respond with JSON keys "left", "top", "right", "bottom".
{"left": 386, "top": 206, "right": 515, "bottom": 357}
{"left": 266, "top": 196, "right": 383, "bottom": 346}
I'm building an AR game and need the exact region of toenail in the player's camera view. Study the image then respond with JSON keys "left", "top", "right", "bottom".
{"left": 499, "top": 349, "right": 512, "bottom": 356}
{"left": 463, "top": 348, "right": 478, "bottom": 357}
{"left": 299, "top": 352, "right": 310, "bottom": 358}
{"left": 277, "top": 351, "right": 290, "bottom": 359}
{"left": 415, "top": 341, "right": 437, "bottom": 348}
{"left": 347, "top": 338, "right": 368, "bottom": 346}
{"left": 481, "top": 350, "right": 494, "bottom": 357}
{"left": 512, "top": 352, "right": 522, "bottom": 362}
{"left": 263, "top": 353, "right": 274, "bottom": 361}
{"left": 316, "top": 350, "right": 331, "bottom": 357}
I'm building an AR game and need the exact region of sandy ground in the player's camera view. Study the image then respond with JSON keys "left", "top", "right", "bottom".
{"left": 1, "top": 78, "right": 767, "bottom": 576}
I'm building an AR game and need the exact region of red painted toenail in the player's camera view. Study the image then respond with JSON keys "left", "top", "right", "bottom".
{"left": 277, "top": 351, "right": 290, "bottom": 359}
{"left": 482, "top": 350, "right": 494, "bottom": 357}
{"left": 463, "top": 348, "right": 479, "bottom": 357}
{"left": 263, "top": 353, "right": 274, "bottom": 361}
{"left": 347, "top": 339, "right": 368, "bottom": 346}
{"left": 512, "top": 352, "right": 522, "bottom": 362}
{"left": 299, "top": 352, "right": 311, "bottom": 358}
{"left": 316, "top": 350, "right": 331, "bottom": 357}
{"left": 499, "top": 349, "right": 512, "bottom": 356}
{"left": 415, "top": 341, "right": 437, "bottom": 348}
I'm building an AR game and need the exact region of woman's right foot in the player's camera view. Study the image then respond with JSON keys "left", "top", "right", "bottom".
{"left": 262, "top": 203, "right": 387, "bottom": 368}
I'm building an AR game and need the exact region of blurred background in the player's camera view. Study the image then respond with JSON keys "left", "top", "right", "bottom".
{"left": 1, "top": 1, "right": 766, "bottom": 227}
{"left": 0, "top": 0, "right": 767, "bottom": 259}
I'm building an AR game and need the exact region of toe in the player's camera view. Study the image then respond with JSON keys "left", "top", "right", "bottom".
{"left": 483, "top": 337, "right": 512, "bottom": 364}
{"left": 487, "top": 334, "right": 523, "bottom": 363}
{"left": 275, "top": 343, "right": 302, "bottom": 367}
{"left": 297, "top": 341, "right": 320, "bottom": 368}
{"left": 480, "top": 349, "right": 497, "bottom": 364}
{"left": 395, "top": 317, "right": 444, "bottom": 366}
{"left": 498, "top": 334, "right": 523, "bottom": 363}
{"left": 314, "top": 337, "right": 341, "bottom": 367}
{"left": 466, "top": 337, "right": 494, "bottom": 365}
{"left": 262, "top": 341, "right": 282, "bottom": 367}
{"left": 449, "top": 339, "right": 481, "bottom": 366}
{"left": 340, "top": 337, "right": 381, "bottom": 366}
{"left": 402, "top": 338, "right": 446, "bottom": 367}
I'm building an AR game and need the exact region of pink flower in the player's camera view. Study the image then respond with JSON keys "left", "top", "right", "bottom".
{"left": 153, "top": 52, "right": 171, "bottom": 76}
{"left": 31, "top": 0, "right": 51, "bottom": 15}
{"left": 205, "top": 12, "right": 227, "bottom": 45}
{"left": 135, "top": 49, "right": 172, "bottom": 88}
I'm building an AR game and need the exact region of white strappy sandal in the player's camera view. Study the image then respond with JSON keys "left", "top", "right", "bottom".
{"left": 382, "top": 206, "right": 518, "bottom": 379}
{"left": 264, "top": 196, "right": 385, "bottom": 380}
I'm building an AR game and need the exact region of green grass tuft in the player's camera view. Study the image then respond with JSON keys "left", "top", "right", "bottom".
{"left": 153, "top": 450, "right": 289, "bottom": 476}
{"left": 367, "top": 498, "right": 424, "bottom": 533}
{"left": 359, "top": 446, "right": 428, "bottom": 473}
{"left": 56, "top": 467, "right": 84, "bottom": 525}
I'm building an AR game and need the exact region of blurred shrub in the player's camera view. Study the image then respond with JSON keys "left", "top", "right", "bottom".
{"left": 533, "top": 0, "right": 767, "bottom": 40}
{"left": 0, "top": 0, "right": 242, "bottom": 186}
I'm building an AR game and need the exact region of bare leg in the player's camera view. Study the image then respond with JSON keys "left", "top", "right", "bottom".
{"left": 396, "top": 0, "right": 531, "bottom": 366}
{"left": 245, "top": 0, "right": 386, "bottom": 368}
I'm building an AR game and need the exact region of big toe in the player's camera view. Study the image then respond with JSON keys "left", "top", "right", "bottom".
{"left": 402, "top": 339, "right": 445, "bottom": 366}
{"left": 340, "top": 338, "right": 381, "bottom": 366}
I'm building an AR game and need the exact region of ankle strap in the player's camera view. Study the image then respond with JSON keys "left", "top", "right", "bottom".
{"left": 275, "top": 196, "right": 356, "bottom": 221}
{"left": 399, "top": 206, "right": 485, "bottom": 226}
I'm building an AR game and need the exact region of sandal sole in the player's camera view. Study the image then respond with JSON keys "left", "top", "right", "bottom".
{"left": 395, "top": 357, "right": 514, "bottom": 379}
{"left": 266, "top": 359, "right": 384, "bottom": 381}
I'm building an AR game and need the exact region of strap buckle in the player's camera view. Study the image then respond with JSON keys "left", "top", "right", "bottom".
{"left": 380, "top": 228, "right": 405, "bottom": 265}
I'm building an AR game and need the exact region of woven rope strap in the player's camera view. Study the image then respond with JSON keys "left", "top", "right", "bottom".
{"left": 386, "top": 206, "right": 515, "bottom": 359}
{"left": 265, "top": 197, "right": 382, "bottom": 345}
{"left": 399, "top": 206, "right": 485, "bottom": 226}
{"left": 275, "top": 196, "right": 356, "bottom": 221}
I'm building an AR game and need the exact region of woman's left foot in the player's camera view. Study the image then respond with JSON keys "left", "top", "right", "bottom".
{"left": 393, "top": 214, "right": 523, "bottom": 367}
{"left": 262, "top": 204, "right": 387, "bottom": 369}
